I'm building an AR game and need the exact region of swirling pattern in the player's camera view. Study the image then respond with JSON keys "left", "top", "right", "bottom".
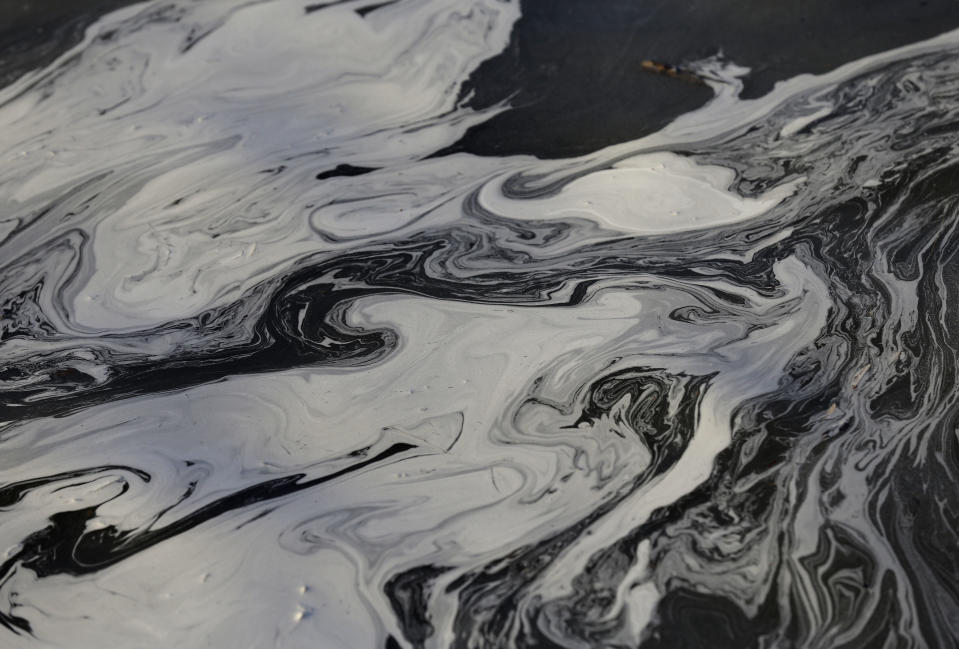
{"left": 1, "top": 1, "right": 959, "bottom": 648}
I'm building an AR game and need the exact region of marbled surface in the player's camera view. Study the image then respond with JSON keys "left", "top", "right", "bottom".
{"left": 1, "top": 1, "right": 959, "bottom": 647}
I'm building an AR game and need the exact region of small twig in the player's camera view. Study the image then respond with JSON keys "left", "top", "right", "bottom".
{"left": 640, "top": 59, "right": 707, "bottom": 85}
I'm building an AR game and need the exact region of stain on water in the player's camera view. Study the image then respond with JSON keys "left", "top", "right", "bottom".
{"left": 1, "top": 1, "right": 959, "bottom": 647}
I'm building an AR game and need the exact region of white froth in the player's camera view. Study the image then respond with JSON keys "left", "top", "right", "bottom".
{"left": 0, "top": 0, "right": 521, "bottom": 331}
{"left": 480, "top": 151, "right": 803, "bottom": 234}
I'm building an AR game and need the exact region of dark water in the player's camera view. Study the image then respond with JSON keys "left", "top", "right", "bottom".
{"left": 1, "top": 1, "right": 959, "bottom": 648}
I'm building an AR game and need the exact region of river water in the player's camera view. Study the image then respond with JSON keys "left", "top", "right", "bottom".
{"left": 1, "top": 2, "right": 958, "bottom": 647}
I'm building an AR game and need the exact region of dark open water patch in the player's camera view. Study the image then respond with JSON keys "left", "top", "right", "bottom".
{"left": 1, "top": 1, "right": 959, "bottom": 648}
{"left": 0, "top": 0, "right": 142, "bottom": 89}
{"left": 444, "top": 0, "right": 959, "bottom": 157}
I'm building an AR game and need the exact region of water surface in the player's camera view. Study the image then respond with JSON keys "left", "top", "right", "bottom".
{"left": 1, "top": 2, "right": 959, "bottom": 648}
